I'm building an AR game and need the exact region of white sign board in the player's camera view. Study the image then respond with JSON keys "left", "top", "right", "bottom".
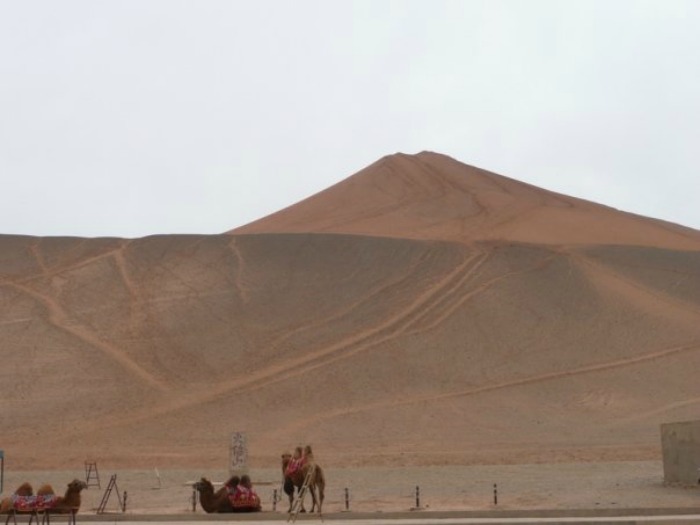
{"left": 229, "top": 432, "right": 248, "bottom": 476}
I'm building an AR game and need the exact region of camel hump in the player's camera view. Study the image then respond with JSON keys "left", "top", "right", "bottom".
{"left": 37, "top": 485, "right": 55, "bottom": 496}
{"left": 15, "top": 482, "right": 34, "bottom": 496}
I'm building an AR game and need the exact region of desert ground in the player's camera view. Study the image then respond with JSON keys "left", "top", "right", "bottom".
{"left": 2, "top": 461, "right": 700, "bottom": 515}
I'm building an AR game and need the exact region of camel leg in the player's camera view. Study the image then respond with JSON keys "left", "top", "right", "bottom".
{"left": 309, "top": 487, "right": 317, "bottom": 513}
{"left": 312, "top": 485, "right": 323, "bottom": 515}
{"left": 298, "top": 487, "right": 307, "bottom": 513}
{"left": 287, "top": 487, "right": 305, "bottom": 513}
{"left": 287, "top": 492, "right": 306, "bottom": 513}
{"left": 283, "top": 479, "right": 294, "bottom": 513}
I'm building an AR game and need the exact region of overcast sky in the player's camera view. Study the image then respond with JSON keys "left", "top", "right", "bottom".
{"left": 1, "top": 0, "right": 699, "bottom": 238}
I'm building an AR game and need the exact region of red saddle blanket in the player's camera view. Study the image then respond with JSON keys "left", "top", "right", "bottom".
{"left": 228, "top": 491, "right": 261, "bottom": 511}
{"left": 10, "top": 495, "right": 58, "bottom": 512}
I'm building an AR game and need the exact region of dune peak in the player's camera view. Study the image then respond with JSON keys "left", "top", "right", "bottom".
{"left": 231, "top": 152, "right": 700, "bottom": 250}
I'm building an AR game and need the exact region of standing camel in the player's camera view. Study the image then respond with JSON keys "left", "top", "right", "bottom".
{"left": 193, "top": 478, "right": 234, "bottom": 513}
{"left": 281, "top": 453, "right": 325, "bottom": 515}
{"left": 36, "top": 479, "right": 88, "bottom": 513}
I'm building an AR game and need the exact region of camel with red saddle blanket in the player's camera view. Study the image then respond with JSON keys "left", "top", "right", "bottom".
{"left": 282, "top": 445, "right": 325, "bottom": 515}
{"left": 193, "top": 476, "right": 261, "bottom": 513}
{"left": 0, "top": 480, "right": 87, "bottom": 515}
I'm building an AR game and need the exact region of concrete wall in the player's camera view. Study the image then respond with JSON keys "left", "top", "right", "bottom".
{"left": 661, "top": 420, "right": 700, "bottom": 485}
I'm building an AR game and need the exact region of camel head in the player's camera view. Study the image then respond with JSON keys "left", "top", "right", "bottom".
{"left": 67, "top": 479, "right": 88, "bottom": 493}
{"left": 281, "top": 452, "right": 292, "bottom": 470}
{"left": 193, "top": 477, "right": 214, "bottom": 494}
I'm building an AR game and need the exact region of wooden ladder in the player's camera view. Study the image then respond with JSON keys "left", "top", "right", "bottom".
{"left": 84, "top": 461, "right": 100, "bottom": 489}
{"left": 287, "top": 464, "right": 319, "bottom": 523}
{"left": 96, "top": 474, "right": 125, "bottom": 514}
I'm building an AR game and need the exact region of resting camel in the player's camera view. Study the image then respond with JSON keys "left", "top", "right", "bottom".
{"left": 0, "top": 483, "right": 34, "bottom": 513}
{"left": 193, "top": 477, "right": 261, "bottom": 513}
{"left": 281, "top": 453, "right": 325, "bottom": 514}
{"left": 193, "top": 478, "right": 234, "bottom": 513}
{"left": 35, "top": 479, "right": 88, "bottom": 513}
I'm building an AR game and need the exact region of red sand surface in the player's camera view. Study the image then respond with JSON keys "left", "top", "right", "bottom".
{"left": 1, "top": 152, "right": 699, "bottom": 478}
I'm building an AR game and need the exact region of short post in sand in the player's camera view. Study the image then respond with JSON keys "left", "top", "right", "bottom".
{"left": 413, "top": 485, "right": 421, "bottom": 509}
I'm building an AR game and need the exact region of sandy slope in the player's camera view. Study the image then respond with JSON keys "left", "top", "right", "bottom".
{"left": 232, "top": 152, "right": 700, "bottom": 251}
{"left": 1, "top": 152, "right": 700, "bottom": 472}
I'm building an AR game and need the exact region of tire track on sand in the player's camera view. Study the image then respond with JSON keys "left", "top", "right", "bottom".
{"left": 277, "top": 339, "right": 700, "bottom": 435}
{"left": 227, "top": 237, "right": 250, "bottom": 303}
{"left": 67, "top": 246, "right": 493, "bottom": 432}
{"left": 571, "top": 251, "right": 700, "bottom": 327}
{"left": 6, "top": 281, "right": 168, "bottom": 392}
{"left": 64, "top": 248, "right": 562, "bottom": 434}
{"left": 15, "top": 240, "right": 127, "bottom": 285}
{"left": 268, "top": 247, "right": 473, "bottom": 351}
{"left": 203, "top": 246, "right": 492, "bottom": 393}
{"left": 614, "top": 396, "right": 700, "bottom": 425}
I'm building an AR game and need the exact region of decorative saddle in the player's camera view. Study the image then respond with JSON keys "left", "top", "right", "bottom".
{"left": 228, "top": 490, "right": 261, "bottom": 511}
{"left": 9, "top": 495, "right": 58, "bottom": 512}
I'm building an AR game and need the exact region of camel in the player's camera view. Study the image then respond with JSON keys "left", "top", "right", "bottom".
{"left": 0, "top": 483, "right": 34, "bottom": 513}
{"left": 193, "top": 478, "right": 235, "bottom": 513}
{"left": 193, "top": 477, "right": 262, "bottom": 513}
{"left": 235, "top": 475, "right": 262, "bottom": 512}
{"left": 281, "top": 453, "right": 325, "bottom": 515}
{"left": 35, "top": 479, "right": 88, "bottom": 513}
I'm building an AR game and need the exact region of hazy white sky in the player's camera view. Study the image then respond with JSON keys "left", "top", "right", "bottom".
{"left": 1, "top": 0, "right": 699, "bottom": 238}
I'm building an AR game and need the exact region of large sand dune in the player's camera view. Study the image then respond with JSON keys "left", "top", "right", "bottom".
{"left": 232, "top": 151, "right": 700, "bottom": 250}
{"left": 1, "top": 152, "right": 700, "bottom": 470}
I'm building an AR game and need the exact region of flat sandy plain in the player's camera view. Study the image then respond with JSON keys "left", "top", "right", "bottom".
{"left": 3, "top": 462, "right": 699, "bottom": 516}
